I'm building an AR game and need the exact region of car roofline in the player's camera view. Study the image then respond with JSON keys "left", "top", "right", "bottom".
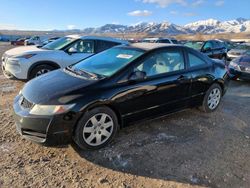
{"left": 115, "top": 42, "right": 182, "bottom": 51}
{"left": 64, "top": 35, "right": 129, "bottom": 44}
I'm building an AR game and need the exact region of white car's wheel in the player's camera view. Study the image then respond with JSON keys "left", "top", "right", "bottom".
{"left": 29, "top": 65, "right": 56, "bottom": 80}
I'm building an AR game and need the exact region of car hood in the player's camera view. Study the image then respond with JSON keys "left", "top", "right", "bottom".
{"left": 5, "top": 45, "right": 49, "bottom": 57}
{"left": 21, "top": 69, "right": 97, "bottom": 104}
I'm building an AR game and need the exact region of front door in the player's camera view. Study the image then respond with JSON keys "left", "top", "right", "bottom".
{"left": 113, "top": 48, "right": 192, "bottom": 122}
{"left": 61, "top": 40, "right": 95, "bottom": 67}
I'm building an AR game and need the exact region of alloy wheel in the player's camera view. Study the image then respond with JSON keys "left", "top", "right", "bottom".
{"left": 207, "top": 88, "right": 221, "bottom": 110}
{"left": 35, "top": 69, "right": 51, "bottom": 77}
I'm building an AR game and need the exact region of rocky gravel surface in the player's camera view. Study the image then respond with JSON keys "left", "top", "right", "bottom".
{"left": 0, "top": 42, "right": 250, "bottom": 188}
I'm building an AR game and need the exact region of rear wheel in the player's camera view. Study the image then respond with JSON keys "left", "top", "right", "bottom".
{"left": 29, "top": 65, "right": 56, "bottom": 79}
{"left": 199, "top": 83, "right": 222, "bottom": 113}
{"left": 73, "top": 107, "right": 119, "bottom": 150}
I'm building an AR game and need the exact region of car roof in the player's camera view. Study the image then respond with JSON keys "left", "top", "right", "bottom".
{"left": 65, "top": 35, "right": 129, "bottom": 44}
{"left": 143, "top": 37, "right": 176, "bottom": 41}
{"left": 126, "top": 42, "right": 180, "bottom": 51}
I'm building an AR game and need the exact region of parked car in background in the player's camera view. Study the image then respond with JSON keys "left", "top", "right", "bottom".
{"left": 1, "top": 35, "right": 129, "bottom": 80}
{"left": 14, "top": 43, "right": 229, "bottom": 150}
{"left": 228, "top": 52, "right": 250, "bottom": 80}
{"left": 24, "top": 36, "right": 44, "bottom": 46}
{"left": 200, "top": 40, "right": 227, "bottom": 62}
{"left": 11, "top": 38, "right": 28, "bottom": 46}
{"left": 227, "top": 44, "right": 250, "bottom": 60}
{"left": 142, "top": 37, "right": 179, "bottom": 44}
{"left": 184, "top": 41, "right": 203, "bottom": 50}
{"left": 42, "top": 37, "right": 60, "bottom": 46}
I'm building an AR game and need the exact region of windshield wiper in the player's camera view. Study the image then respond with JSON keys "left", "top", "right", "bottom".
{"left": 65, "top": 66, "right": 103, "bottom": 80}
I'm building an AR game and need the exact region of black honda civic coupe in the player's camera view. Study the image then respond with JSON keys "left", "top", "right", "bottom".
{"left": 13, "top": 43, "right": 230, "bottom": 150}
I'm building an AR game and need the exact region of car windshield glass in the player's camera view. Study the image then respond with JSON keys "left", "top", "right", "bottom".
{"left": 72, "top": 47, "right": 144, "bottom": 77}
{"left": 42, "top": 37, "right": 76, "bottom": 50}
{"left": 185, "top": 42, "right": 203, "bottom": 50}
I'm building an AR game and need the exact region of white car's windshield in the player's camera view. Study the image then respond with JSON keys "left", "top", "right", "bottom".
{"left": 42, "top": 37, "right": 76, "bottom": 50}
{"left": 71, "top": 47, "right": 144, "bottom": 77}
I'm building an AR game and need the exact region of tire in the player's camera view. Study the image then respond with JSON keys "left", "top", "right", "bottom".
{"left": 73, "top": 107, "right": 119, "bottom": 150}
{"left": 29, "top": 64, "right": 56, "bottom": 79}
{"left": 199, "top": 83, "right": 222, "bottom": 113}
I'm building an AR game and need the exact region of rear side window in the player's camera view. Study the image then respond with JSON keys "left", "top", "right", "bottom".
{"left": 95, "top": 40, "right": 119, "bottom": 53}
{"left": 188, "top": 52, "right": 207, "bottom": 67}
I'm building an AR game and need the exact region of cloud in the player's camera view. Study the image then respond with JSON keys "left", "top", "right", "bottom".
{"left": 128, "top": 10, "right": 152, "bottom": 16}
{"left": 140, "top": 0, "right": 187, "bottom": 8}
{"left": 215, "top": 0, "right": 224, "bottom": 6}
{"left": 111, "top": 21, "right": 120, "bottom": 25}
{"left": 67, "top": 25, "right": 76, "bottom": 30}
{"left": 170, "top": 10, "right": 178, "bottom": 15}
{"left": 0, "top": 23, "right": 17, "bottom": 30}
{"left": 192, "top": 0, "right": 205, "bottom": 7}
{"left": 183, "top": 12, "right": 197, "bottom": 17}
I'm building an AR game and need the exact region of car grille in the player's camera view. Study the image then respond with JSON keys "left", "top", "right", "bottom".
{"left": 19, "top": 96, "right": 34, "bottom": 109}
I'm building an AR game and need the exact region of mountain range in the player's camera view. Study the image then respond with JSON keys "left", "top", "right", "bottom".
{"left": 73, "top": 18, "right": 250, "bottom": 35}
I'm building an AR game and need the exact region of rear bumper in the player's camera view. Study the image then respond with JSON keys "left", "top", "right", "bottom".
{"left": 13, "top": 95, "right": 80, "bottom": 146}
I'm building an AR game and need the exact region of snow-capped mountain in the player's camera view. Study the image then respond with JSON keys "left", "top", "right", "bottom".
{"left": 79, "top": 18, "right": 250, "bottom": 35}
{"left": 184, "top": 18, "right": 250, "bottom": 34}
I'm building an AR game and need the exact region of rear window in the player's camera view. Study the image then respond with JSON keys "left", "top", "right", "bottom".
{"left": 188, "top": 52, "right": 207, "bottom": 67}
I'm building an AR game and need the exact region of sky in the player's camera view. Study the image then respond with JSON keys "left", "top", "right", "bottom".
{"left": 0, "top": 0, "right": 249, "bottom": 30}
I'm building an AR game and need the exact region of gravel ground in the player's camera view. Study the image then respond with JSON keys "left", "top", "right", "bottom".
{"left": 0, "top": 42, "right": 249, "bottom": 188}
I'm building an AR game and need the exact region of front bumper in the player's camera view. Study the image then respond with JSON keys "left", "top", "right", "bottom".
{"left": 228, "top": 68, "right": 250, "bottom": 81}
{"left": 1, "top": 58, "right": 29, "bottom": 80}
{"left": 13, "top": 95, "right": 80, "bottom": 146}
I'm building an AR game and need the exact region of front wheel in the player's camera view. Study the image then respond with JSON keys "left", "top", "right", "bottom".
{"left": 73, "top": 107, "right": 119, "bottom": 150}
{"left": 29, "top": 65, "right": 56, "bottom": 79}
{"left": 199, "top": 83, "right": 222, "bottom": 113}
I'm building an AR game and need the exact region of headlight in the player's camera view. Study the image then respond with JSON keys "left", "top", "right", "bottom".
{"left": 8, "top": 59, "right": 19, "bottom": 65}
{"left": 29, "top": 104, "right": 75, "bottom": 115}
{"left": 15, "top": 54, "right": 36, "bottom": 59}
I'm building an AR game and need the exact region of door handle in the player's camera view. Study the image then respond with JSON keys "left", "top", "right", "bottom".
{"left": 177, "top": 75, "right": 188, "bottom": 83}
{"left": 177, "top": 75, "right": 187, "bottom": 80}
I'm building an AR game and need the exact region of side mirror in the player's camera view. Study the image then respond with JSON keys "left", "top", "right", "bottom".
{"left": 68, "top": 47, "right": 77, "bottom": 54}
{"left": 128, "top": 71, "right": 146, "bottom": 82}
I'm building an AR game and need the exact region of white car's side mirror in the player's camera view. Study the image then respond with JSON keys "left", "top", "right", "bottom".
{"left": 68, "top": 47, "right": 77, "bottom": 54}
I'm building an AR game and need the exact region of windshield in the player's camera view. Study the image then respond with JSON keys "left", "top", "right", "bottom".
{"left": 71, "top": 47, "right": 144, "bottom": 77}
{"left": 184, "top": 41, "right": 203, "bottom": 50}
{"left": 42, "top": 37, "right": 76, "bottom": 50}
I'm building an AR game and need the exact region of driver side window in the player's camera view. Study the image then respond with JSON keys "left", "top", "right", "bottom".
{"left": 135, "top": 50, "right": 184, "bottom": 77}
{"left": 69, "top": 40, "right": 94, "bottom": 53}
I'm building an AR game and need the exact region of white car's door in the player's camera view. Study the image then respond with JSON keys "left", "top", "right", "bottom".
{"left": 60, "top": 40, "right": 95, "bottom": 67}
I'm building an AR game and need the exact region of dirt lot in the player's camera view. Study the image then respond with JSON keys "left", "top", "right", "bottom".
{"left": 0, "top": 42, "right": 250, "bottom": 188}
